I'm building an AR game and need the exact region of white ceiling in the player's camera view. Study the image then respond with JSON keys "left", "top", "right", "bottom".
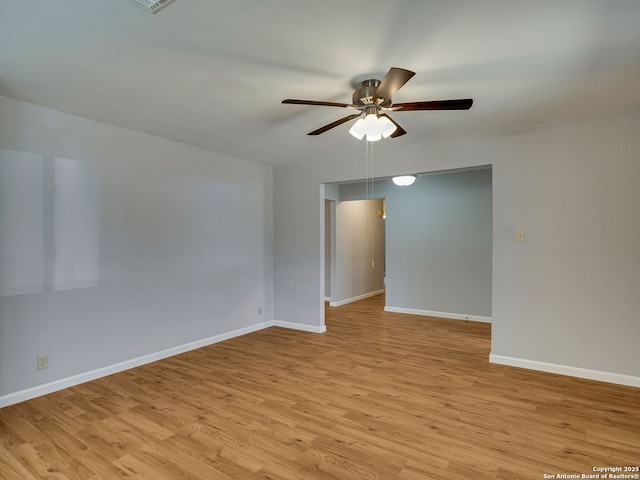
{"left": 2, "top": 0, "right": 639, "bottom": 166}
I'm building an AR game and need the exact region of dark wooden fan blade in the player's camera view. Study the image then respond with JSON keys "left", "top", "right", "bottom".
{"left": 372, "top": 67, "right": 415, "bottom": 103}
{"left": 282, "top": 99, "right": 356, "bottom": 108}
{"left": 307, "top": 114, "right": 362, "bottom": 136}
{"left": 393, "top": 98, "right": 473, "bottom": 111}
{"left": 379, "top": 114, "right": 407, "bottom": 138}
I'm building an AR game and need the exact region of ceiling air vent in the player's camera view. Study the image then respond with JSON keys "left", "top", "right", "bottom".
{"left": 128, "top": 0, "right": 176, "bottom": 13}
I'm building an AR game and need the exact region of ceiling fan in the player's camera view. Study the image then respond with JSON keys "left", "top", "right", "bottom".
{"left": 282, "top": 67, "right": 473, "bottom": 141}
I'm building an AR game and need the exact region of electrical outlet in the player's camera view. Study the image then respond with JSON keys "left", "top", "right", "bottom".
{"left": 258, "top": 306, "right": 262, "bottom": 316}
{"left": 37, "top": 355, "right": 48, "bottom": 370}
{"left": 515, "top": 229, "right": 525, "bottom": 242}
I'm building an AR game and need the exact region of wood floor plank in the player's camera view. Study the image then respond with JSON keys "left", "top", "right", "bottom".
{"left": 1, "top": 293, "right": 639, "bottom": 479}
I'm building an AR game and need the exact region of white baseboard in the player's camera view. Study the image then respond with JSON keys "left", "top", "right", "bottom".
{"left": 384, "top": 305, "right": 491, "bottom": 323}
{"left": 0, "top": 319, "right": 329, "bottom": 408}
{"left": 271, "top": 320, "right": 326, "bottom": 334}
{"left": 489, "top": 354, "right": 640, "bottom": 388}
{"left": 329, "top": 289, "right": 385, "bottom": 307}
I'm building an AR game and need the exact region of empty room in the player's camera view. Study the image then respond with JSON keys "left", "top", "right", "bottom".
{"left": 1, "top": 1, "right": 639, "bottom": 479}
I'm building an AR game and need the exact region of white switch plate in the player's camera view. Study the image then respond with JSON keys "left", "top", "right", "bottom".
{"left": 515, "top": 229, "right": 525, "bottom": 242}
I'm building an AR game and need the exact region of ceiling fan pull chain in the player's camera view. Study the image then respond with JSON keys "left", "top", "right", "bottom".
{"left": 371, "top": 139, "right": 375, "bottom": 198}
{"left": 370, "top": 141, "right": 375, "bottom": 267}
{"left": 365, "top": 139, "right": 369, "bottom": 201}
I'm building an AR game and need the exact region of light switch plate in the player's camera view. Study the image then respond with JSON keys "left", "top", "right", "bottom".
{"left": 37, "top": 355, "right": 48, "bottom": 370}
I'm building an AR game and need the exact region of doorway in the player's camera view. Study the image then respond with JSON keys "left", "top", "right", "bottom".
{"left": 325, "top": 197, "right": 386, "bottom": 307}
{"left": 323, "top": 167, "right": 492, "bottom": 322}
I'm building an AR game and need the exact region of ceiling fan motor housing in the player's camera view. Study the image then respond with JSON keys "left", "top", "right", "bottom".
{"left": 352, "top": 79, "right": 392, "bottom": 108}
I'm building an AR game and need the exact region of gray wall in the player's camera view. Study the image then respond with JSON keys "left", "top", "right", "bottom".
{"left": 0, "top": 96, "right": 274, "bottom": 402}
{"left": 323, "top": 184, "right": 339, "bottom": 300}
{"left": 2, "top": 95, "right": 638, "bottom": 402}
{"left": 332, "top": 199, "right": 385, "bottom": 305}
{"left": 273, "top": 108, "right": 640, "bottom": 383}
{"left": 340, "top": 169, "right": 492, "bottom": 319}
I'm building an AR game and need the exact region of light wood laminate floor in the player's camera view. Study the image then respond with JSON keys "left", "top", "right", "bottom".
{"left": 1, "top": 294, "right": 639, "bottom": 479}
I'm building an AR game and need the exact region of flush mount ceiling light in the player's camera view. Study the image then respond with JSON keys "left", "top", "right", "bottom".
{"left": 392, "top": 175, "right": 417, "bottom": 187}
{"left": 128, "top": 0, "right": 176, "bottom": 13}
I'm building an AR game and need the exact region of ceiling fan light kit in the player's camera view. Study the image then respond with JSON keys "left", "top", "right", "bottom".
{"left": 349, "top": 112, "right": 396, "bottom": 142}
{"left": 282, "top": 67, "right": 472, "bottom": 141}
